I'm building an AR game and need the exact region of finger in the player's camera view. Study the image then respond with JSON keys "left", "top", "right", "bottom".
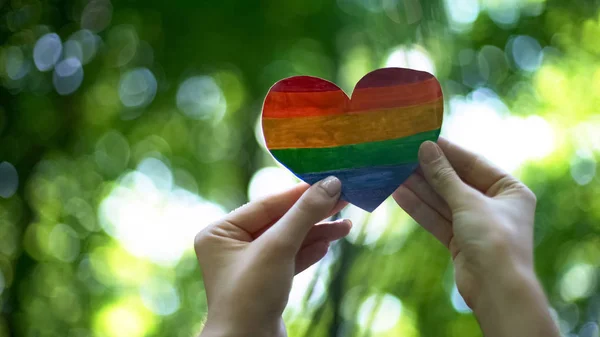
{"left": 261, "top": 176, "right": 342, "bottom": 252}
{"left": 220, "top": 183, "right": 309, "bottom": 234}
{"left": 295, "top": 241, "right": 329, "bottom": 274}
{"left": 251, "top": 199, "right": 349, "bottom": 240}
{"left": 330, "top": 199, "right": 349, "bottom": 218}
{"left": 393, "top": 185, "right": 453, "bottom": 248}
{"left": 437, "top": 137, "right": 512, "bottom": 194}
{"left": 402, "top": 172, "right": 452, "bottom": 221}
{"left": 301, "top": 219, "right": 352, "bottom": 248}
{"left": 419, "top": 141, "right": 474, "bottom": 209}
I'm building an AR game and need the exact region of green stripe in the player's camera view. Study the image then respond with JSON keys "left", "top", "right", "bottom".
{"left": 270, "top": 129, "right": 441, "bottom": 174}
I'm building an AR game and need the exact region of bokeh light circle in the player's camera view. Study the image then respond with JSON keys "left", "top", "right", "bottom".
{"left": 0, "top": 162, "right": 19, "bottom": 198}
{"left": 48, "top": 223, "right": 81, "bottom": 262}
{"left": 81, "top": 0, "right": 113, "bottom": 33}
{"left": 570, "top": 151, "right": 596, "bottom": 186}
{"left": 357, "top": 293, "right": 403, "bottom": 333}
{"left": 579, "top": 322, "right": 600, "bottom": 337}
{"left": 68, "top": 30, "right": 100, "bottom": 64}
{"left": 33, "top": 33, "right": 63, "bottom": 72}
{"left": 119, "top": 68, "right": 157, "bottom": 109}
{"left": 485, "top": 0, "right": 520, "bottom": 27}
{"left": 63, "top": 40, "right": 83, "bottom": 63}
{"left": 444, "top": 0, "right": 480, "bottom": 28}
{"left": 0, "top": 269, "right": 4, "bottom": 296}
{"left": 4, "top": 46, "right": 29, "bottom": 80}
{"left": 176, "top": 76, "right": 227, "bottom": 121}
{"left": 509, "top": 35, "right": 543, "bottom": 72}
{"left": 53, "top": 57, "right": 84, "bottom": 95}
{"left": 140, "top": 278, "right": 180, "bottom": 316}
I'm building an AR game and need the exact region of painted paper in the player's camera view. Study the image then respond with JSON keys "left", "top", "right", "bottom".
{"left": 262, "top": 68, "right": 444, "bottom": 212}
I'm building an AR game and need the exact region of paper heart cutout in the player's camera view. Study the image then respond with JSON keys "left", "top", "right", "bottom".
{"left": 262, "top": 68, "right": 443, "bottom": 212}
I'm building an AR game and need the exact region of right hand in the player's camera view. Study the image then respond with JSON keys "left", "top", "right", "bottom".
{"left": 393, "top": 137, "right": 539, "bottom": 311}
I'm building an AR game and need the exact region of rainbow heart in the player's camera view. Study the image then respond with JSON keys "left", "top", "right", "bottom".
{"left": 262, "top": 68, "right": 443, "bottom": 212}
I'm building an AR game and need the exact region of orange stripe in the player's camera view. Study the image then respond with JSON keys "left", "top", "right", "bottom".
{"left": 263, "top": 98, "right": 443, "bottom": 149}
{"left": 349, "top": 77, "right": 442, "bottom": 112}
{"left": 262, "top": 89, "right": 349, "bottom": 118}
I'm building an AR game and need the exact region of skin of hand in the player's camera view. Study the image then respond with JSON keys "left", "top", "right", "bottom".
{"left": 195, "top": 177, "right": 350, "bottom": 337}
{"left": 393, "top": 137, "right": 560, "bottom": 337}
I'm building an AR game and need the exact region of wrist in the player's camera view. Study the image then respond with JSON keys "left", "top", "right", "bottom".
{"left": 472, "top": 261, "right": 544, "bottom": 316}
{"left": 470, "top": 260, "right": 560, "bottom": 336}
{"left": 201, "top": 316, "right": 285, "bottom": 337}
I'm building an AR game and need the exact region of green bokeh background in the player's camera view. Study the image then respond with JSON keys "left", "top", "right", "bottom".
{"left": 1, "top": 0, "right": 600, "bottom": 336}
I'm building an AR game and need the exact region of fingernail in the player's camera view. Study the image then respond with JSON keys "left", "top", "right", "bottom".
{"left": 333, "top": 218, "right": 352, "bottom": 227}
{"left": 320, "top": 176, "right": 342, "bottom": 197}
{"left": 419, "top": 141, "right": 442, "bottom": 164}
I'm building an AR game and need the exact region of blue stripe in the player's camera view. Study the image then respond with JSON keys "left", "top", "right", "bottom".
{"left": 297, "top": 163, "right": 418, "bottom": 212}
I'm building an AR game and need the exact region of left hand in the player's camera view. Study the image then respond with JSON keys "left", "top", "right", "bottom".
{"left": 195, "top": 177, "right": 350, "bottom": 337}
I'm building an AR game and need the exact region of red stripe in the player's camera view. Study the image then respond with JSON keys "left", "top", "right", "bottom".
{"left": 350, "top": 78, "right": 442, "bottom": 111}
{"left": 270, "top": 76, "right": 342, "bottom": 93}
{"left": 355, "top": 68, "right": 435, "bottom": 89}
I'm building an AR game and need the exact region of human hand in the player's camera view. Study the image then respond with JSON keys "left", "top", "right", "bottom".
{"left": 393, "top": 138, "right": 559, "bottom": 337}
{"left": 195, "top": 178, "right": 350, "bottom": 337}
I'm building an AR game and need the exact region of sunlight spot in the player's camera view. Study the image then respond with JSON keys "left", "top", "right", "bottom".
{"left": 385, "top": 46, "right": 436, "bottom": 75}
{"left": 98, "top": 159, "right": 226, "bottom": 266}
{"left": 137, "top": 157, "right": 173, "bottom": 191}
{"left": 364, "top": 199, "right": 393, "bottom": 246}
{"left": 248, "top": 167, "right": 298, "bottom": 201}
{"left": 573, "top": 119, "right": 600, "bottom": 153}
{"left": 443, "top": 89, "right": 556, "bottom": 172}
{"left": 357, "top": 293, "right": 402, "bottom": 333}
{"left": 94, "top": 296, "right": 154, "bottom": 337}
{"left": 342, "top": 204, "right": 371, "bottom": 245}
{"left": 560, "top": 264, "right": 596, "bottom": 302}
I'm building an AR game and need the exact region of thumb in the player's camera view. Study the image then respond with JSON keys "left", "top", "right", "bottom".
{"left": 419, "top": 141, "right": 472, "bottom": 209}
{"left": 260, "top": 176, "right": 342, "bottom": 253}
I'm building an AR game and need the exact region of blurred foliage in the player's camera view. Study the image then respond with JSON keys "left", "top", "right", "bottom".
{"left": 1, "top": 0, "right": 600, "bottom": 336}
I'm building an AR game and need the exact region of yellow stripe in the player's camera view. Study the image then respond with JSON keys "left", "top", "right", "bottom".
{"left": 263, "top": 98, "right": 443, "bottom": 149}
